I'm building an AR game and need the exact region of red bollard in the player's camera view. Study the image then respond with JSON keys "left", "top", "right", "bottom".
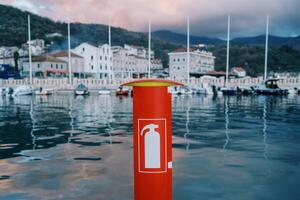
{"left": 122, "top": 79, "right": 184, "bottom": 200}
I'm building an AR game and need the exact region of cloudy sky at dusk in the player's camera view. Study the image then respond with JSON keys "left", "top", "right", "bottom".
{"left": 0, "top": 0, "right": 299, "bottom": 38}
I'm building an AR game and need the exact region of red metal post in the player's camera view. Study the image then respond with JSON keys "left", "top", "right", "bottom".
{"left": 122, "top": 79, "right": 183, "bottom": 200}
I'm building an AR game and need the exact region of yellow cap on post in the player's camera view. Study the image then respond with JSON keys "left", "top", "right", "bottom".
{"left": 121, "top": 79, "right": 184, "bottom": 87}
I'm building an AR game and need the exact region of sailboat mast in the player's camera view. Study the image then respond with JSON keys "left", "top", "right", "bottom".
{"left": 108, "top": 19, "right": 113, "bottom": 80}
{"left": 28, "top": 15, "right": 32, "bottom": 85}
{"left": 264, "top": 16, "right": 269, "bottom": 81}
{"left": 225, "top": 15, "right": 230, "bottom": 87}
{"left": 187, "top": 16, "right": 190, "bottom": 84}
{"left": 68, "top": 22, "right": 72, "bottom": 84}
{"left": 148, "top": 19, "right": 151, "bottom": 78}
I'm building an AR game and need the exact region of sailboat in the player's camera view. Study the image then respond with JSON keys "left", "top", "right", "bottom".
{"left": 221, "top": 16, "right": 240, "bottom": 95}
{"left": 252, "top": 16, "right": 288, "bottom": 95}
{"left": 99, "top": 20, "right": 112, "bottom": 95}
{"left": 13, "top": 15, "right": 33, "bottom": 97}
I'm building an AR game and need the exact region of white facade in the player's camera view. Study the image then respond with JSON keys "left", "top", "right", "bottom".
{"left": 124, "top": 44, "right": 154, "bottom": 59}
{"left": 73, "top": 43, "right": 113, "bottom": 79}
{"left": 22, "top": 39, "right": 45, "bottom": 56}
{"left": 113, "top": 46, "right": 148, "bottom": 79}
{"left": 231, "top": 67, "right": 246, "bottom": 78}
{"left": 0, "top": 46, "right": 18, "bottom": 58}
{"left": 168, "top": 48, "right": 215, "bottom": 79}
{"left": 50, "top": 51, "right": 84, "bottom": 77}
{"left": 23, "top": 55, "right": 67, "bottom": 77}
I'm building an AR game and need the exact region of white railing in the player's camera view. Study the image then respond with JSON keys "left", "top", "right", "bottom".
{"left": 1, "top": 76, "right": 299, "bottom": 90}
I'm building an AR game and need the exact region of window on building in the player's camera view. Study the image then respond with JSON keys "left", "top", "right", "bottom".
{"left": 105, "top": 56, "right": 107, "bottom": 61}
{"left": 61, "top": 64, "right": 63, "bottom": 69}
{"left": 177, "top": 58, "right": 180, "bottom": 62}
{"left": 91, "top": 65, "right": 94, "bottom": 70}
{"left": 82, "top": 48, "right": 85, "bottom": 52}
{"left": 37, "top": 63, "right": 40, "bottom": 68}
{"left": 100, "top": 65, "right": 102, "bottom": 70}
{"left": 173, "top": 58, "right": 176, "bottom": 62}
{"left": 105, "top": 65, "right": 107, "bottom": 70}
{"left": 56, "top": 64, "right": 58, "bottom": 69}
{"left": 51, "top": 64, "right": 53, "bottom": 68}
{"left": 91, "top": 55, "right": 93, "bottom": 60}
{"left": 100, "top": 56, "right": 102, "bottom": 60}
{"left": 183, "top": 58, "right": 185, "bottom": 62}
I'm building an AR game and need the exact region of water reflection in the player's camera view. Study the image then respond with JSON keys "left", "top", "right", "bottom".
{"left": 0, "top": 94, "right": 300, "bottom": 199}
{"left": 223, "top": 97, "right": 230, "bottom": 150}
{"left": 29, "top": 97, "right": 37, "bottom": 150}
{"left": 184, "top": 96, "right": 191, "bottom": 151}
{"left": 262, "top": 97, "right": 268, "bottom": 160}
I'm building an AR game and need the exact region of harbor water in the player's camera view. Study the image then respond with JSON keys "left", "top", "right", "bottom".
{"left": 0, "top": 93, "right": 300, "bottom": 200}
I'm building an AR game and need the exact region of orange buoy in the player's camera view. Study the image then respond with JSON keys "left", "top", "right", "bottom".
{"left": 122, "top": 79, "right": 184, "bottom": 200}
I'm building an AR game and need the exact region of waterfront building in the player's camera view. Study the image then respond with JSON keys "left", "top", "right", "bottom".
{"left": 22, "top": 55, "right": 67, "bottom": 77}
{"left": 73, "top": 43, "right": 113, "bottom": 79}
{"left": 231, "top": 67, "right": 246, "bottom": 78}
{"left": 50, "top": 51, "right": 84, "bottom": 78}
{"left": 168, "top": 48, "right": 215, "bottom": 79}
{"left": 112, "top": 46, "right": 147, "bottom": 78}
{"left": 112, "top": 45, "right": 162, "bottom": 79}
{"left": 21, "top": 39, "right": 45, "bottom": 56}
{"left": 124, "top": 44, "right": 154, "bottom": 59}
{"left": 0, "top": 46, "right": 18, "bottom": 58}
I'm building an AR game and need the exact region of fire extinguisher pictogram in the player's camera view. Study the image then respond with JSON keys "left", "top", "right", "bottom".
{"left": 141, "top": 124, "right": 160, "bottom": 168}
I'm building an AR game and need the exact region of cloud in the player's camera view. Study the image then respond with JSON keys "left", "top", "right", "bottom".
{"left": 0, "top": 0, "right": 299, "bottom": 37}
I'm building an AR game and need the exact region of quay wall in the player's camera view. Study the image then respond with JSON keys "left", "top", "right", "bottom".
{"left": 0, "top": 77, "right": 299, "bottom": 90}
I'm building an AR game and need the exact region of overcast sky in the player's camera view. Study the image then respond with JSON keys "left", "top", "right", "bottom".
{"left": 1, "top": 0, "right": 299, "bottom": 38}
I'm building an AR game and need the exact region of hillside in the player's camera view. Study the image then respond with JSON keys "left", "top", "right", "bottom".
{"left": 152, "top": 30, "right": 224, "bottom": 45}
{"left": 0, "top": 4, "right": 300, "bottom": 74}
{"left": 0, "top": 4, "right": 181, "bottom": 67}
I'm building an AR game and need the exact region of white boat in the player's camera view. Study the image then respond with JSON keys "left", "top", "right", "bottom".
{"left": 12, "top": 85, "right": 33, "bottom": 96}
{"left": 252, "top": 79, "right": 288, "bottom": 95}
{"left": 193, "top": 86, "right": 207, "bottom": 95}
{"left": 169, "top": 86, "right": 181, "bottom": 95}
{"left": 99, "top": 88, "right": 111, "bottom": 95}
{"left": 193, "top": 83, "right": 218, "bottom": 95}
{"left": 180, "top": 86, "right": 193, "bottom": 95}
{"left": 35, "top": 87, "right": 53, "bottom": 95}
{"left": 75, "top": 83, "right": 89, "bottom": 95}
{"left": 0, "top": 87, "right": 14, "bottom": 96}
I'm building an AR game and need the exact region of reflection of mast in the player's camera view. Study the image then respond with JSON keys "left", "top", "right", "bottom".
{"left": 262, "top": 98, "right": 268, "bottom": 160}
{"left": 223, "top": 97, "right": 230, "bottom": 149}
{"left": 29, "top": 97, "right": 36, "bottom": 150}
{"left": 68, "top": 95, "right": 74, "bottom": 143}
{"left": 184, "top": 97, "right": 191, "bottom": 151}
{"left": 99, "top": 95, "right": 113, "bottom": 144}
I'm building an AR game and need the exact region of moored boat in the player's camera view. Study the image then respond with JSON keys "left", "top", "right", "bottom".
{"left": 12, "top": 85, "right": 33, "bottom": 96}
{"left": 99, "top": 88, "right": 111, "bottom": 95}
{"left": 0, "top": 87, "right": 14, "bottom": 96}
{"left": 221, "top": 86, "right": 240, "bottom": 95}
{"left": 251, "top": 78, "right": 288, "bottom": 95}
{"left": 35, "top": 87, "right": 53, "bottom": 95}
{"left": 116, "top": 86, "right": 129, "bottom": 96}
{"left": 75, "top": 83, "right": 89, "bottom": 95}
